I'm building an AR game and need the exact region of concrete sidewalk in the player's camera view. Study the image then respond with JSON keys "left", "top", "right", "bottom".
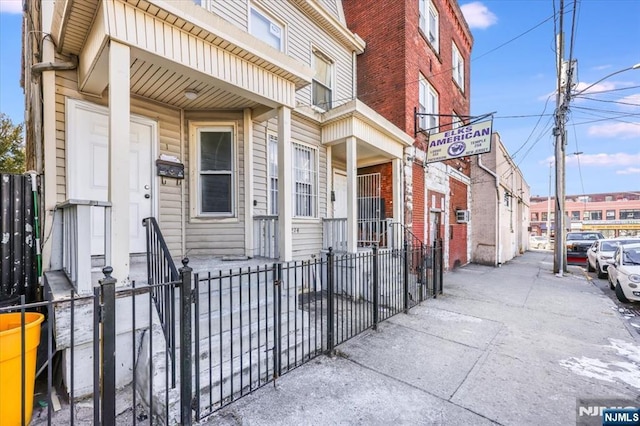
{"left": 204, "top": 251, "right": 640, "bottom": 426}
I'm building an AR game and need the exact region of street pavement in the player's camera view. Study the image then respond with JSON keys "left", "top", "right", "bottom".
{"left": 204, "top": 250, "right": 640, "bottom": 426}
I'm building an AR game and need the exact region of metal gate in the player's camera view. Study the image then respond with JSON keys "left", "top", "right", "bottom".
{"left": 357, "top": 173, "right": 382, "bottom": 246}
{"left": 0, "top": 173, "right": 38, "bottom": 303}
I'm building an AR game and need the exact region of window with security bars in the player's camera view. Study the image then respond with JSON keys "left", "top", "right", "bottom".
{"left": 268, "top": 134, "right": 278, "bottom": 215}
{"left": 292, "top": 143, "right": 317, "bottom": 217}
{"left": 198, "top": 127, "right": 234, "bottom": 215}
{"left": 312, "top": 50, "right": 332, "bottom": 110}
{"left": 419, "top": 74, "right": 439, "bottom": 133}
{"left": 452, "top": 42, "right": 464, "bottom": 90}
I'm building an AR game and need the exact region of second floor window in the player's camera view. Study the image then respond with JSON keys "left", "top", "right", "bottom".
{"left": 250, "top": 6, "right": 283, "bottom": 51}
{"left": 419, "top": 74, "right": 438, "bottom": 132}
{"left": 571, "top": 211, "right": 580, "bottom": 221}
{"left": 532, "top": 213, "right": 539, "bottom": 221}
{"left": 583, "top": 210, "right": 602, "bottom": 221}
{"left": 620, "top": 209, "right": 640, "bottom": 220}
{"left": 312, "top": 50, "right": 332, "bottom": 110}
{"left": 419, "top": 0, "right": 439, "bottom": 52}
{"left": 606, "top": 210, "right": 616, "bottom": 220}
{"left": 452, "top": 42, "right": 464, "bottom": 90}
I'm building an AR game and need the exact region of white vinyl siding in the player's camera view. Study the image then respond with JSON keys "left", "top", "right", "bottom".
{"left": 206, "top": 1, "right": 353, "bottom": 111}
{"left": 268, "top": 133, "right": 278, "bottom": 214}
{"left": 312, "top": 49, "right": 333, "bottom": 110}
{"left": 249, "top": 5, "right": 285, "bottom": 51}
{"left": 419, "top": 0, "right": 439, "bottom": 52}
{"left": 452, "top": 42, "right": 464, "bottom": 90}
{"left": 293, "top": 142, "right": 318, "bottom": 217}
{"left": 419, "top": 74, "right": 439, "bottom": 133}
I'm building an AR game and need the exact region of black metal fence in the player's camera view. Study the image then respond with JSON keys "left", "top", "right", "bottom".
{"left": 0, "top": 173, "right": 38, "bottom": 304}
{"left": 5, "top": 240, "right": 442, "bottom": 425}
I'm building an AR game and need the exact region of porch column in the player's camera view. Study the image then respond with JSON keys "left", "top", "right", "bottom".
{"left": 277, "top": 106, "right": 293, "bottom": 261}
{"left": 392, "top": 158, "right": 403, "bottom": 225}
{"left": 243, "top": 109, "right": 254, "bottom": 257}
{"left": 346, "top": 136, "right": 357, "bottom": 253}
{"left": 108, "top": 41, "right": 131, "bottom": 282}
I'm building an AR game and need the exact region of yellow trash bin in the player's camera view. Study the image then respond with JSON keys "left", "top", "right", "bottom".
{"left": 0, "top": 312, "right": 45, "bottom": 426}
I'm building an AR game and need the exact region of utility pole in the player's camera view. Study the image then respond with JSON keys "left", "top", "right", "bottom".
{"left": 553, "top": 0, "right": 569, "bottom": 275}
{"left": 547, "top": 161, "right": 552, "bottom": 241}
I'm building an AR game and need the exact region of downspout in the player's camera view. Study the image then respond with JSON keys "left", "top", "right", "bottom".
{"left": 31, "top": 56, "right": 78, "bottom": 74}
{"left": 478, "top": 154, "right": 500, "bottom": 266}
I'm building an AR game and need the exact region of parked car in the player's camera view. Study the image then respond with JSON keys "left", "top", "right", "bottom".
{"left": 607, "top": 242, "right": 640, "bottom": 303}
{"left": 529, "top": 235, "right": 551, "bottom": 250}
{"left": 586, "top": 238, "right": 640, "bottom": 278}
{"left": 566, "top": 231, "right": 604, "bottom": 262}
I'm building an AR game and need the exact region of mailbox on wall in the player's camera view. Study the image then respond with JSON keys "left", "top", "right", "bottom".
{"left": 156, "top": 159, "right": 184, "bottom": 179}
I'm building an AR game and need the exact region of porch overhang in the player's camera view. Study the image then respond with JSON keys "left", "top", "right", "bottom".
{"left": 322, "top": 100, "right": 414, "bottom": 165}
{"left": 53, "top": 0, "right": 313, "bottom": 108}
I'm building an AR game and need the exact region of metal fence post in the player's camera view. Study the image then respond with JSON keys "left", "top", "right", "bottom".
{"left": 432, "top": 241, "right": 438, "bottom": 299}
{"left": 403, "top": 241, "right": 409, "bottom": 314}
{"left": 273, "top": 263, "right": 282, "bottom": 380}
{"left": 179, "top": 258, "right": 193, "bottom": 426}
{"left": 372, "top": 245, "right": 379, "bottom": 331}
{"left": 326, "top": 248, "right": 335, "bottom": 354}
{"left": 99, "top": 267, "right": 116, "bottom": 426}
{"left": 438, "top": 240, "right": 444, "bottom": 295}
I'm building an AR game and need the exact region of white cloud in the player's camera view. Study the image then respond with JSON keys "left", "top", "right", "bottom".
{"left": 616, "top": 167, "right": 640, "bottom": 175}
{"left": 617, "top": 93, "right": 640, "bottom": 108}
{"left": 460, "top": 2, "right": 497, "bottom": 29}
{"left": 573, "top": 81, "right": 617, "bottom": 96}
{"left": 587, "top": 122, "right": 640, "bottom": 139}
{"left": 561, "top": 152, "right": 640, "bottom": 167}
{"left": 0, "top": 1, "right": 23, "bottom": 14}
{"left": 593, "top": 65, "right": 612, "bottom": 71}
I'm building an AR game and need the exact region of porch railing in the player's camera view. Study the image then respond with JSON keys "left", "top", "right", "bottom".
{"left": 52, "top": 199, "right": 112, "bottom": 294}
{"left": 253, "top": 215, "right": 279, "bottom": 258}
{"left": 322, "top": 218, "right": 347, "bottom": 252}
{"left": 17, "top": 240, "right": 444, "bottom": 425}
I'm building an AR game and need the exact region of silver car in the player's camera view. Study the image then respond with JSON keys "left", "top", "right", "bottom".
{"left": 607, "top": 242, "right": 640, "bottom": 303}
{"left": 586, "top": 238, "right": 640, "bottom": 279}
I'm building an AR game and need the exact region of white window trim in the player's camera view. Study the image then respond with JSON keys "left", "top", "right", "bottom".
{"left": 292, "top": 141, "right": 319, "bottom": 218}
{"left": 419, "top": 0, "right": 439, "bottom": 52}
{"left": 419, "top": 74, "right": 439, "bottom": 133}
{"left": 311, "top": 47, "right": 334, "bottom": 112}
{"left": 452, "top": 42, "right": 464, "bottom": 91}
{"left": 267, "top": 132, "right": 278, "bottom": 215}
{"left": 248, "top": 3, "right": 286, "bottom": 52}
{"left": 188, "top": 121, "right": 239, "bottom": 221}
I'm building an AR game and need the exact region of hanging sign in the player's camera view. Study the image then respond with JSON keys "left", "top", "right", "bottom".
{"left": 426, "top": 119, "right": 493, "bottom": 163}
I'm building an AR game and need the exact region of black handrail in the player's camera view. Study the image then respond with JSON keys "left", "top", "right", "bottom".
{"left": 143, "top": 216, "right": 179, "bottom": 387}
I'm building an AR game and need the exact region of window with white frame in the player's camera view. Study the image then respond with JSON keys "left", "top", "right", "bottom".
{"left": 419, "top": 0, "right": 439, "bottom": 52}
{"left": 249, "top": 6, "right": 284, "bottom": 51}
{"left": 419, "top": 74, "right": 439, "bottom": 133}
{"left": 293, "top": 143, "right": 318, "bottom": 217}
{"left": 268, "top": 133, "right": 278, "bottom": 215}
{"left": 452, "top": 42, "right": 464, "bottom": 90}
{"left": 452, "top": 114, "right": 463, "bottom": 129}
{"left": 312, "top": 50, "right": 333, "bottom": 110}
{"left": 196, "top": 126, "right": 235, "bottom": 216}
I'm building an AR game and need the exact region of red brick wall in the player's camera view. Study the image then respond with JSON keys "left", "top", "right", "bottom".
{"left": 412, "top": 163, "right": 425, "bottom": 240}
{"left": 359, "top": 163, "right": 395, "bottom": 219}
{"left": 449, "top": 177, "right": 468, "bottom": 268}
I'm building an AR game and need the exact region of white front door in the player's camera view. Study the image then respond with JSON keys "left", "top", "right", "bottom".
{"left": 333, "top": 171, "right": 348, "bottom": 218}
{"left": 67, "top": 100, "right": 154, "bottom": 255}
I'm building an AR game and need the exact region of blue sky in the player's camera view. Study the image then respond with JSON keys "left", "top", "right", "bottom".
{"left": 1, "top": 0, "right": 639, "bottom": 197}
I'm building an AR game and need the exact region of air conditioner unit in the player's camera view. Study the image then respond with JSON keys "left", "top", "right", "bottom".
{"left": 456, "top": 210, "right": 470, "bottom": 223}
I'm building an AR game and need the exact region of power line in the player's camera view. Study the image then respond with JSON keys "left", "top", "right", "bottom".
{"left": 577, "top": 96, "right": 640, "bottom": 107}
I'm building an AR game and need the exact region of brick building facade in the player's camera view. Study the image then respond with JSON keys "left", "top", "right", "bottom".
{"left": 345, "top": 0, "right": 473, "bottom": 269}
